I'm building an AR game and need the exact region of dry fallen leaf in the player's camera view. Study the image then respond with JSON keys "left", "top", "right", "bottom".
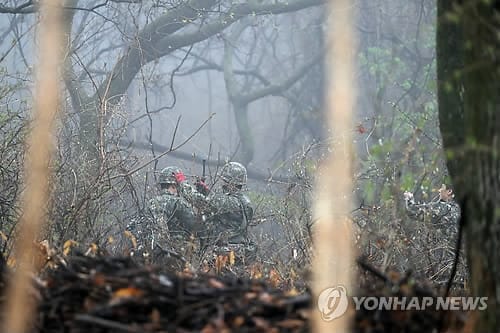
{"left": 249, "top": 263, "right": 263, "bottom": 279}
{"left": 252, "top": 317, "right": 270, "bottom": 330}
{"left": 215, "top": 255, "right": 228, "bottom": 273}
{"left": 268, "top": 269, "right": 281, "bottom": 287}
{"left": 85, "top": 243, "right": 98, "bottom": 256}
{"left": 276, "top": 319, "right": 304, "bottom": 329}
{"left": 63, "top": 240, "right": 78, "bottom": 256}
{"left": 233, "top": 316, "right": 245, "bottom": 327}
{"left": 35, "top": 240, "right": 58, "bottom": 271}
{"left": 7, "top": 257, "right": 16, "bottom": 268}
{"left": 258, "top": 292, "right": 274, "bottom": 304}
{"left": 109, "top": 287, "right": 144, "bottom": 305}
{"left": 113, "top": 287, "right": 143, "bottom": 298}
{"left": 285, "top": 288, "right": 299, "bottom": 296}
{"left": 208, "top": 278, "right": 225, "bottom": 289}
{"left": 91, "top": 272, "right": 106, "bottom": 287}
{"left": 124, "top": 230, "right": 137, "bottom": 250}
{"left": 229, "top": 250, "right": 235, "bottom": 266}
{"left": 244, "top": 292, "right": 258, "bottom": 300}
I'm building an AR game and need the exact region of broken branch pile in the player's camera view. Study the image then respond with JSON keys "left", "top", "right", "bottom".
{"left": 0, "top": 255, "right": 471, "bottom": 332}
{"left": 35, "top": 256, "right": 310, "bottom": 332}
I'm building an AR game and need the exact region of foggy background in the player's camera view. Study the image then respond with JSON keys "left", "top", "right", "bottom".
{"left": 0, "top": 0, "right": 438, "bottom": 173}
{"left": 0, "top": 0, "right": 446, "bottom": 270}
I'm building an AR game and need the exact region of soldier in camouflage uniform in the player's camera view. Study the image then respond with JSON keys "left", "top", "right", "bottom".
{"left": 127, "top": 166, "right": 196, "bottom": 261}
{"left": 403, "top": 185, "right": 464, "bottom": 284}
{"left": 403, "top": 184, "right": 461, "bottom": 228}
{"left": 148, "top": 166, "right": 196, "bottom": 239}
{"left": 174, "top": 162, "right": 254, "bottom": 260}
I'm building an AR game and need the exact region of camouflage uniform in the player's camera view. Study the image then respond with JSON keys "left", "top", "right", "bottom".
{"left": 403, "top": 186, "right": 461, "bottom": 228}
{"left": 403, "top": 186, "right": 463, "bottom": 284}
{"left": 127, "top": 167, "right": 196, "bottom": 259}
{"left": 180, "top": 162, "right": 254, "bottom": 251}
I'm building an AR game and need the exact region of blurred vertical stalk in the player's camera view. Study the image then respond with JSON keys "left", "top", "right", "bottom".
{"left": 312, "top": 0, "right": 356, "bottom": 332}
{"left": 2, "top": 1, "right": 63, "bottom": 332}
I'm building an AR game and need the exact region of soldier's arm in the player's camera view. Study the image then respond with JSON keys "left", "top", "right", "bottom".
{"left": 403, "top": 190, "right": 461, "bottom": 225}
{"left": 173, "top": 198, "right": 196, "bottom": 230}
{"left": 241, "top": 194, "right": 254, "bottom": 221}
{"left": 148, "top": 197, "right": 162, "bottom": 219}
{"left": 178, "top": 182, "right": 216, "bottom": 212}
{"left": 430, "top": 200, "right": 461, "bottom": 225}
{"left": 403, "top": 191, "right": 423, "bottom": 219}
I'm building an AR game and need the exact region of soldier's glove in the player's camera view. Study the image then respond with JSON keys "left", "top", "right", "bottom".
{"left": 174, "top": 171, "right": 186, "bottom": 183}
{"left": 195, "top": 179, "right": 210, "bottom": 195}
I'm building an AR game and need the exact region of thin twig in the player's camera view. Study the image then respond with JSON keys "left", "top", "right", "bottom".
{"left": 74, "top": 314, "right": 140, "bottom": 333}
{"left": 169, "top": 115, "right": 181, "bottom": 151}
{"left": 110, "top": 114, "right": 214, "bottom": 180}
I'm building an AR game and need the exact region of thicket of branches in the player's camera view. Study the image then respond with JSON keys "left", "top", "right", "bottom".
{"left": 0, "top": 0, "right": 467, "bottom": 289}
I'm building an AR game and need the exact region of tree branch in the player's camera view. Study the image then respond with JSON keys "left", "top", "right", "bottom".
{"left": 239, "top": 52, "right": 323, "bottom": 105}
{"left": 97, "top": 0, "right": 324, "bottom": 103}
{"left": 177, "top": 63, "right": 271, "bottom": 86}
{"left": 0, "top": 0, "right": 141, "bottom": 14}
{"left": 118, "top": 140, "right": 295, "bottom": 184}
{"left": 0, "top": 1, "right": 36, "bottom": 14}
{"left": 94, "top": 0, "right": 219, "bottom": 102}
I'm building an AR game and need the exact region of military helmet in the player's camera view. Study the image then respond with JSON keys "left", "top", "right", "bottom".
{"left": 220, "top": 162, "right": 247, "bottom": 186}
{"left": 158, "top": 166, "right": 181, "bottom": 185}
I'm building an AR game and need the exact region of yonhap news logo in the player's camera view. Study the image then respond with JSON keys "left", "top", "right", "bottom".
{"left": 317, "top": 285, "right": 350, "bottom": 321}
{"left": 351, "top": 296, "right": 488, "bottom": 312}
{"left": 317, "top": 285, "right": 488, "bottom": 321}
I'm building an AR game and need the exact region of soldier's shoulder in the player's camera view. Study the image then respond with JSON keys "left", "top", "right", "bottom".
{"left": 239, "top": 193, "right": 251, "bottom": 204}
{"left": 207, "top": 192, "right": 237, "bottom": 207}
{"left": 234, "top": 192, "right": 252, "bottom": 208}
{"left": 157, "top": 191, "right": 177, "bottom": 200}
{"left": 150, "top": 192, "right": 177, "bottom": 207}
{"left": 176, "top": 196, "right": 194, "bottom": 209}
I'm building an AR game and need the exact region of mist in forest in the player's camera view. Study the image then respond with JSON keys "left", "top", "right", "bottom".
{"left": 2, "top": 1, "right": 500, "bottom": 332}
{"left": 0, "top": 0, "right": 453, "bottom": 284}
{"left": 0, "top": 1, "right": 437, "bottom": 170}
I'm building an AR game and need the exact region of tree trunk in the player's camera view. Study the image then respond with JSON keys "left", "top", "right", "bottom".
{"left": 233, "top": 102, "right": 254, "bottom": 166}
{"left": 437, "top": 1, "right": 500, "bottom": 331}
{"left": 436, "top": 0, "right": 464, "bottom": 179}
{"left": 55, "top": 0, "right": 325, "bottom": 164}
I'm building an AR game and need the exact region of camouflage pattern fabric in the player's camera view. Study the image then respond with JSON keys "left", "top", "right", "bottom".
{"left": 126, "top": 190, "right": 197, "bottom": 262}
{"left": 403, "top": 189, "right": 461, "bottom": 249}
{"left": 158, "top": 166, "right": 182, "bottom": 185}
{"left": 180, "top": 183, "right": 253, "bottom": 246}
{"left": 404, "top": 191, "right": 461, "bottom": 228}
{"left": 125, "top": 214, "right": 157, "bottom": 259}
{"left": 402, "top": 189, "right": 464, "bottom": 284}
{"left": 125, "top": 214, "right": 193, "bottom": 268}
{"left": 148, "top": 189, "right": 196, "bottom": 240}
{"left": 220, "top": 161, "right": 247, "bottom": 186}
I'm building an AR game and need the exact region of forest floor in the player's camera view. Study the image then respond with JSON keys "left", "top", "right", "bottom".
{"left": 0, "top": 254, "right": 474, "bottom": 333}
